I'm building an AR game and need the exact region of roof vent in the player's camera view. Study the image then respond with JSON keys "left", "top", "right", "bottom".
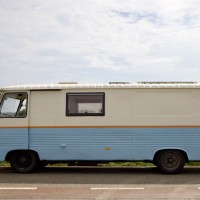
{"left": 59, "top": 82, "right": 78, "bottom": 84}
{"left": 109, "top": 82, "right": 130, "bottom": 84}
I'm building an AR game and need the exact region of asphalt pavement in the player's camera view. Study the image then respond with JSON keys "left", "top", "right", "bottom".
{"left": 0, "top": 166, "right": 200, "bottom": 199}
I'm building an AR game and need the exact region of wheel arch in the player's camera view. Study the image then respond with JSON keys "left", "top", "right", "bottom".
{"left": 5, "top": 150, "right": 40, "bottom": 162}
{"left": 153, "top": 148, "right": 189, "bottom": 164}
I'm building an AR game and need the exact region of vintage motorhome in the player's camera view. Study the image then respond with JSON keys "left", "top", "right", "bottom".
{"left": 0, "top": 82, "right": 200, "bottom": 173}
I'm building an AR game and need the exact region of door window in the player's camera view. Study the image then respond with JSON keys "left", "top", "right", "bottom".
{"left": 0, "top": 93, "right": 28, "bottom": 118}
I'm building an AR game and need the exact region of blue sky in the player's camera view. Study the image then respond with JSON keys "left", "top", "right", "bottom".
{"left": 1, "top": 0, "right": 200, "bottom": 86}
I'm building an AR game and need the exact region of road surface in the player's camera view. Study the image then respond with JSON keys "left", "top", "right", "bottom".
{"left": 0, "top": 166, "right": 200, "bottom": 199}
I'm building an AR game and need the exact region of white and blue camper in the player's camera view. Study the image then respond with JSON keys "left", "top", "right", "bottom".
{"left": 0, "top": 82, "right": 200, "bottom": 173}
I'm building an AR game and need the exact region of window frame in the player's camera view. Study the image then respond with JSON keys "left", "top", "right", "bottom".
{"left": 66, "top": 92, "right": 105, "bottom": 116}
{"left": 0, "top": 92, "right": 28, "bottom": 118}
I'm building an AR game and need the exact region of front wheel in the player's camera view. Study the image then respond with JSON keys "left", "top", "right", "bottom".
{"left": 156, "top": 150, "right": 185, "bottom": 174}
{"left": 10, "top": 151, "right": 38, "bottom": 173}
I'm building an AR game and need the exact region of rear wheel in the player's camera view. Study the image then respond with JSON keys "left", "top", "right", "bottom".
{"left": 156, "top": 150, "right": 185, "bottom": 174}
{"left": 10, "top": 151, "right": 38, "bottom": 173}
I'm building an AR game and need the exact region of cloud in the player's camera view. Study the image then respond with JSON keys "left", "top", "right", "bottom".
{"left": 1, "top": 0, "right": 200, "bottom": 86}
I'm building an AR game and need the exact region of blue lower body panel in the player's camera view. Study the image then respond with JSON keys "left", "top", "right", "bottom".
{"left": 0, "top": 127, "right": 199, "bottom": 161}
{"left": 27, "top": 127, "right": 200, "bottom": 161}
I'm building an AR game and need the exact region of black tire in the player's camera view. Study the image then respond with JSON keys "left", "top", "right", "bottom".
{"left": 10, "top": 151, "right": 38, "bottom": 173}
{"left": 156, "top": 150, "right": 185, "bottom": 174}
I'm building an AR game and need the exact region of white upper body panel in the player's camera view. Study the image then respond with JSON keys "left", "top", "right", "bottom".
{"left": 1, "top": 82, "right": 200, "bottom": 127}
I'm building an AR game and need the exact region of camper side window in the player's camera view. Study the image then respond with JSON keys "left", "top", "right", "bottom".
{"left": 66, "top": 93, "right": 105, "bottom": 116}
{"left": 0, "top": 93, "right": 28, "bottom": 118}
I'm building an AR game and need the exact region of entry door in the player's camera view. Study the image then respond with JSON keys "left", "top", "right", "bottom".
{"left": 0, "top": 92, "right": 29, "bottom": 156}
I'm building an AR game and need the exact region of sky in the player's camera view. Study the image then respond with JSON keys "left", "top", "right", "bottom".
{"left": 1, "top": 0, "right": 200, "bottom": 86}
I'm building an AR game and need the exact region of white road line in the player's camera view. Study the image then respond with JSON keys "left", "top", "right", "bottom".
{"left": 91, "top": 187, "right": 144, "bottom": 190}
{"left": 0, "top": 187, "right": 38, "bottom": 190}
{"left": 197, "top": 187, "right": 200, "bottom": 190}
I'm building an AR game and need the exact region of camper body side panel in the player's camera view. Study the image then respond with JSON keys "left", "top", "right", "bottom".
{"left": 28, "top": 88, "right": 200, "bottom": 162}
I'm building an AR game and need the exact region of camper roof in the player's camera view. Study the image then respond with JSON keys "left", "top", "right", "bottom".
{"left": 0, "top": 82, "right": 200, "bottom": 91}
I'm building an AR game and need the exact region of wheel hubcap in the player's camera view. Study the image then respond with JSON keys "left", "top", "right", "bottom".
{"left": 163, "top": 152, "right": 180, "bottom": 169}
{"left": 168, "top": 157, "right": 174, "bottom": 164}
{"left": 17, "top": 153, "right": 30, "bottom": 167}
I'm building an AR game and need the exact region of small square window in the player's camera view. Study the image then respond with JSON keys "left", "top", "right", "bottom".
{"left": 66, "top": 93, "right": 105, "bottom": 116}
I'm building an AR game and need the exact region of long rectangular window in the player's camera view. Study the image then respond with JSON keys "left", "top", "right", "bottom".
{"left": 66, "top": 93, "right": 105, "bottom": 116}
{"left": 0, "top": 93, "right": 28, "bottom": 118}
